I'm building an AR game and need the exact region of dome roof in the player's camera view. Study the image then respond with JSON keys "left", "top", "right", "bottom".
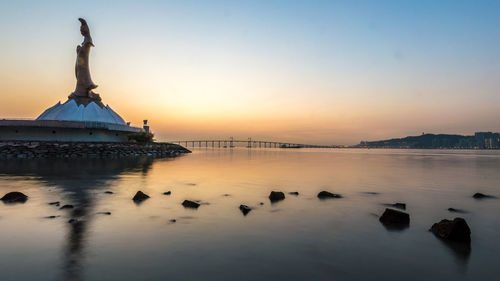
{"left": 36, "top": 99, "right": 126, "bottom": 125}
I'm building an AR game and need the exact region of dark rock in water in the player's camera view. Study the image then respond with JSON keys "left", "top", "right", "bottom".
{"left": 430, "top": 218, "right": 471, "bottom": 243}
{"left": 392, "top": 203, "right": 406, "bottom": 210}
{"left": 448, "top": 208, "right": 467, "bottom": 214}
{"left": 288, "top": 192, "right": 299, "bottom": 196}
{"left": 44, "top": 215, "right": 60, "bottom": 219}
{"left": 59, "top": 204, "right": 74, "bottom": 210}
{"left": 68, "top": 219, "right": 77, "bottom": 224}
{"left": 96, "top": 212, "right": 111, "bottom": 215}
{"left": 132, "top": 191, "right": 150, "bottom": 202}
{"left": 379, "top": 208, "right": 410, "bottom": 226}
{"left": 48, "top": 201, "right": 60, "bottom": 206}
{"left": 473, "top": 192, "right": 496, "bottom": 199}
{"left": 163, "top": 191, "right": 171, "bottom": 195}
{"left": 382, "top": 202, "right": 406, "bottom": 210}
{"left": 269, "top": 191, "right": 285, "bottom": 202}
{"left": 182, "top": 200, "right": 200, "bottom": 208}
{"left": 239, "top": 205, "right": 252, "bottom": 215}
{"left": 169, "top": 219, "right": 177, "bottom": 223}
{"left": 104, "top": 191, "right": 114, "bottom": 194}
{"left": 317, "top": 191, "right": 342, "bottom": 199}
{"left": 1, "top": 192, "right": 28, "bottom": 203}
{"left": 362, "top": 192, "right": 380, "bottom": 195}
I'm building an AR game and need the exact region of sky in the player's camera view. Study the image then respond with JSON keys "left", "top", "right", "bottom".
{"left": 1, "top": 0, "right": 499, "bottom": 145}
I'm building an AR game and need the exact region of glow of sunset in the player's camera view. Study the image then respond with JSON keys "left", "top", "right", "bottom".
{"left": 1, "top": 1, "right": 500, "bottom": 145}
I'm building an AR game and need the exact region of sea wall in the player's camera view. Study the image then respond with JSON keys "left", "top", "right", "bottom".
{"left": 0, "top": 141, "right": 190, "bottom": 159}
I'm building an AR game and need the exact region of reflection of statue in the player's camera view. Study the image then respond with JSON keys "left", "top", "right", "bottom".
{"left": 69, "top": 18, "right": 102, "bottom": 104}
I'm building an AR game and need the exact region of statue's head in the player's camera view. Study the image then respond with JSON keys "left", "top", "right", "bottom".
{"left": 78, "top": 18, "right": 90, "bottom": 36}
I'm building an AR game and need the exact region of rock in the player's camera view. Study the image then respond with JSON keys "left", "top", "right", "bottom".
{"left": 104, "top": 191, "right": 114, "bottom": 194}
{"left": 169, "top": 219, "right": 177, "bottom": 223}
{"left": 182, "top": 200, "right": 200, "bottom": 208}
{"left": 259, "top": 202, "right": 264, "bottom": 205}
{"left": 448, "top": 208, "right": 467, "bottom": 213}
{"left": 68, "top": 219, "right": 77, "bottom": 224}
{"left": 59, "top": 204, "right": 74, "bottom": 210}
{"left": 96, "top": 212, "right": 111, "bottom": 215}
{"left": 269, "top": 191, "right": 285, "bottom": 202}
{"left": 1, "top": 191, "right": 28, "bottom": 203}
{"left": 132, "top": 191, "right": 150, "bottom": 202}
{"left": 382, "top": 202, "right": 406, "bottom": 210}
{"left": 239, "top": 205, "right": 252, "bottom": 215}
{"left": 379, "top": 208, "right": 410, "bottom": 226}
{"left": 163, "top": 191, "right": 171, "bottom": 195}
{"left": 44, "top": 215, "right": 60, "bottom": 219}
{"left": 223, "top": 194, "right": 231, "bottom": 197}
{"left": 317, "top": 191, "right": 342, "bottom": 199}
{"left": 288, "top": 192, "right": 299, "bottom": 196}
{"left": 48, "top": 201, "right": 60, "bottom": 206}
{"left": 430, "top": 218, "right": 471, "bottom": 243}
{"left": 473, "top": 192, "right": 495, "bottom": 199}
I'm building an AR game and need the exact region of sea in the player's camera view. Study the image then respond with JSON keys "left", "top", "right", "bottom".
{"left": 0, "top": 148, "right": 499, "bottom": 281}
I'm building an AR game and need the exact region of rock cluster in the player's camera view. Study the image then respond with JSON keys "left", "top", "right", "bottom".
{"left": 0, "top": 141, "right": 190, "bottom": 159}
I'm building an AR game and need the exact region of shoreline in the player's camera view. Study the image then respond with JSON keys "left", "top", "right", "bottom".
{"left": 0, "top": 141, "right": 191, "bottom": 159}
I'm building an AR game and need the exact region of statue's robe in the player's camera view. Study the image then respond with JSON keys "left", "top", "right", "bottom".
{"left": 73, "top": 38, "right": 97, "bottom": 97}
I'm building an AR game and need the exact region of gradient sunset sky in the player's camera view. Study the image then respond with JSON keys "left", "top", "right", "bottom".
{"left": 1, "top": 0, "right": 499, "bottom": 145}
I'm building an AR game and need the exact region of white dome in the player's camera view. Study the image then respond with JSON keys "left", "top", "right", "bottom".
{"left": 36, "top": 99, "right": 127, "bottom": 125}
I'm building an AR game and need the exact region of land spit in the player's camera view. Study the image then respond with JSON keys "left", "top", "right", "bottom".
{"left": 0, "top": 141, "right": 190, "bottom": 159}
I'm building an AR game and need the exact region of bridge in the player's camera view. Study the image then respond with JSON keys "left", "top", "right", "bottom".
{"left": 170, "top": 138, "right": 339, "bottom": 149}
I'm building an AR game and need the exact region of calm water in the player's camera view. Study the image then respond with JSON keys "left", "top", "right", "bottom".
{"left": 0, "top": 148, "right": 499, "bottom": 281}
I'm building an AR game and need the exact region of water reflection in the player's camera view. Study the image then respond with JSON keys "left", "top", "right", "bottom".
{"left": 0, "top": 158, "right": 154, "bottom": 281}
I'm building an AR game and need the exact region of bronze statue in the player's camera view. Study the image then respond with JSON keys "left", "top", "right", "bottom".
{"left": 69, "top": 18, "right": 102, "bottom": 104}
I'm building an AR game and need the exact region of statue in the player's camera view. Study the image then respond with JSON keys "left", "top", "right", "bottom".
{"left": 69, "top": 18, "right": 102, "bottom": 105}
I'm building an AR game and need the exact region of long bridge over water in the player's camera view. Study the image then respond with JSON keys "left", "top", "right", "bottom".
{"left": 170, "top": 138, "right": 339, "bottom": 149}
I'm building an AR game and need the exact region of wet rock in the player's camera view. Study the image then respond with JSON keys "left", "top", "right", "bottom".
{"left": 288, "top": 192, "right": 299, "bottom": 196}
{"left": 317, "top": 191, "right": 342, "bottom": 199}
{"left": 96, "top": 212, "right": 111, "bottom": 215}
{"left": 182, "top": 200, "right": 200, "bottom": 209}
{"left": 48, "top": 201, "right": 60, "bottom": 206}
{"left": 473, "top": 192, "right": 496, "bottom": 199}
{"left": 59, "top": 204, "right": 74, "bottom": 210}
{"left": 448, "top": 208, "right": 467, "bottom": 214}
{"left": 430, "top": 218, "right": 471, "bottom": 243}
{"left": 1, "top": 191, "right": 28, "bottom": 203}
{"left": 383, "top": 202, "right": 406, "bottom": 210}
{"left": 132, "top": 191, "right": 150, "bottom": 202}
{"left": 44, "top": 215, "right": 60, "bottom": 219}
{"left": 104, "top": 191, "right": 114, "bottom": 194}
{"left": 68, "top": 218, "right": 77, "bottom": 224}
{"left": 362, "top": 192, "right": 380, "bottom": 195}
{"left": 169, "top": 219, "right": 177, "bottom": 223}
{"left": 379, "top": 208, "right": 410, "bottom": 226}
{"left": 163, "top": 191, "right": 171, "bottom": 195}
{"left": 269, "top": 191, "right": 285, "bottom": 202}
{"left": 239, "top": 205, "right": 252, "bottom": 215}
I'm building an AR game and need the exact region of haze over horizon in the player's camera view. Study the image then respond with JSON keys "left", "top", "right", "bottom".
{"left": 1, "top": 0, "right": 499, "bottom": 145}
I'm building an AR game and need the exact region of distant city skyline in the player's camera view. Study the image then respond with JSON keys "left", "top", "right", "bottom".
{"left": 1, "top": 0, "right": 500, "bottom": 145}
